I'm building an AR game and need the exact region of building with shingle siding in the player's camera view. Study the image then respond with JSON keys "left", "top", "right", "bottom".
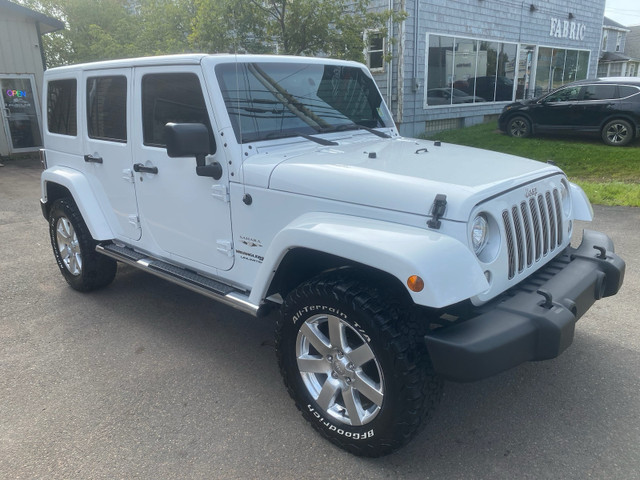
{"left": 365, "top": 0, "right": 606, "bottom": 136}
{"left": 0, "top": 0, "right": 63, "bottom": 158}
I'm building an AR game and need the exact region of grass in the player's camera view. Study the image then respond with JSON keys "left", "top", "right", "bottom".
{"left": 422, "top": 122, "right": 640, "bottom": 207}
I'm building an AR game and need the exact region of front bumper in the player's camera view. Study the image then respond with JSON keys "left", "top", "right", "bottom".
{"left": 424, "top": 229, "right": 625, "bottom": 382}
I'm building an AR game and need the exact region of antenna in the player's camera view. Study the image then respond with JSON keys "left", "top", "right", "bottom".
{"left": 232, "top": 3, "right": 247, "bottom": 195}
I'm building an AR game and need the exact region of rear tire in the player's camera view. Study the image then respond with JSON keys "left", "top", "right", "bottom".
{"left": 49, "top": 198, "right": 116, "bottom": 292}
{"left": 601, "top": 119, "right": 634, "bottom": 146}
{"left": 506, "top": 116, "right": 531, "bottom": 138}
{"left": 276, "top": 270, "right": 443, "bottom": 457}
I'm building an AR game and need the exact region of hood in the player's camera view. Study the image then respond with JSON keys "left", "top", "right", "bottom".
{"left": 242, "top": 136, "right": 561, "bottom": 221}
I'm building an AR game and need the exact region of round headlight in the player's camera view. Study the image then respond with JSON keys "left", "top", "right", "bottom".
{"left": 471, "top": 214, "right": 489, "bottom": 255}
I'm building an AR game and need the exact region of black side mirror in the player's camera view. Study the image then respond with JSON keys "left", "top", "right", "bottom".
{"left": 164, "top": 123, "right": 222, "bottom": 179}
{"left": 165, "top": 122, "right": 210, "bottom": 158}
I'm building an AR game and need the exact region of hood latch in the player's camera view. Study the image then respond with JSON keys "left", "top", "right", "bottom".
{"left": 427, "top": 194, "right": 447, "bottom": 229}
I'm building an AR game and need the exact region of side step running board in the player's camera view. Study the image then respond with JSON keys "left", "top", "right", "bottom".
{"left": 96, "top": 243, "right": 264, "bottom": 317}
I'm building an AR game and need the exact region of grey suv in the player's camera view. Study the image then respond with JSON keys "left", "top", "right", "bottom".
{"left": 499, "top": 77, "right": 640, "bottom": 146}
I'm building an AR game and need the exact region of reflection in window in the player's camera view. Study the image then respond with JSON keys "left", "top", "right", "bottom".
{"left": 534, "top": 48, "right": 589, "bottom": 97}
{"left": 47, "top": 79, "right": 77, "bottom": 136}
{"left": 545, "top": 86, "right": 581, "bottom": 102}
{"left": 141, "top": 73, "right": 212, "bottom": 148}
{"left": 551, "top": 49, "right": 566, "bottom": 90}
{"left": 216, "top": 62, "right": 391, "bottom": 143}
{"left": 582, "top": 85, "right": 616, "bottom": 101}
{"left": 577, "top": 51, "right": 590, "bottom": 80}
{"left": 426, "top": 34, "right": 516, "bottom": 106}
{"left": 87, "top": 76, "right": 127, "bottom": 142}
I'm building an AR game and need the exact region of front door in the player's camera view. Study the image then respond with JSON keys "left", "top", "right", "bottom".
{"left": 533, "top": 84, "right": 583, "bottom": 132}
{"left": 0, "top": 75, "right": 42, "bottom": 153}
{"left": 132, "top": 66, "right": 234, "bottom": 271}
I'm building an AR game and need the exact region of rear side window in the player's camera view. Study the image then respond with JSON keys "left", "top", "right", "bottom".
{"left": 141, "top": 73, "right": 212, "bottom": 148}
{"left": 617, "top": 86, "right": 640, "bottom": 98}
{"left": 47, "top": 79, "right": 77, "bottom": 136}
{"left": 87, "top": 76, "right": 127, "bottom": 142}
{"left": 582, "top": 85, "right": 617, "bottom": 101}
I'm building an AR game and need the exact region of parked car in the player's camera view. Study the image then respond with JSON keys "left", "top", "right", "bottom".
{"left": 499, "top": 77, "right": 640, "bottom": 146}
{"left": 427, "top": 87, "right": 485, "bottom": 105}
{"left": 466, "top": 75, "right": 515, "bottom": 102}
{"left": 40, "top": 54, "right": 625, "bottom": 457}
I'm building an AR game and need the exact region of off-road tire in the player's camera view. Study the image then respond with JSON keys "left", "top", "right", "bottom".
{"left": 276, "top": 270, "right": 443, "bottom": 457}
{"left": 49, "top": 198, "right": 116, "bottom": 292}
{"left": 601, "top": 119, "right": 634, "bottom": 146}
{"left": 506, "top": 115, "right": 532, "bottom": 138}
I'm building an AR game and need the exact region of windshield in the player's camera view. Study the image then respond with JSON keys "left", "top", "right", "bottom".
{"left": 215, "top": 62, "right": 393, "bottom": 143}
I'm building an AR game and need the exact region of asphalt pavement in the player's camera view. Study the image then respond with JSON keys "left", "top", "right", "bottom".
{"left": 1, "top": 157, "right": 639, "bottom": 479}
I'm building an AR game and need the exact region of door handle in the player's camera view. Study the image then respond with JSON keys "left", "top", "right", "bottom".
{"left": 133, "top": 163, "right": 158, "bottom": 174}
{"left": 84, "top": 154, "right": 103, "bottom": 164}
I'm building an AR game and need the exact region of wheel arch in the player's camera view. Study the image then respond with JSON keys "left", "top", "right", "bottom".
{"left": 41, "top": 166, "right": 113, "bottom": 240}
{"left": 266, "top": 248, "right": 412, "bottom": 305}
{"left": 250, "top": 212, "right": 488, "bottom": 309}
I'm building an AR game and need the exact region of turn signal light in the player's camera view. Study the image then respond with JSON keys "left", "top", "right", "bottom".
{"left": 407, "top": 275, "right": 424, "bottom": 292}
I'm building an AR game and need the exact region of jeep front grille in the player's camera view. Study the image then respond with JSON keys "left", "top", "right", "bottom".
{"left": 502, "top": 189, "right": 563, "bottom": 280}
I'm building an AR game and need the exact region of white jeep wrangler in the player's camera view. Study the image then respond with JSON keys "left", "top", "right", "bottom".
{"left": 40, "top": 54, "right": 625, "bottom": 457}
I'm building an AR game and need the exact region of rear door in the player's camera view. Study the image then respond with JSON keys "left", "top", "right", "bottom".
{"left": 82, "top": 69, "right": 141, "bottom": 240}
{"left": 577, "top": 84, "right": 619, "bottom": 131}
{"left": 131, "top": 66, "right": 234, "bottom": 271}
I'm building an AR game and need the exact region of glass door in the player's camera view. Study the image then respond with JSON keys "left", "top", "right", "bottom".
{"left": 0, "top": 75, "right": 43, "bottom": 153}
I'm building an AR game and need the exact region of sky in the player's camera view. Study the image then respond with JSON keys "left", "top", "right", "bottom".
{"left": 604, "top": 0, "right": 640, "bottom": 27}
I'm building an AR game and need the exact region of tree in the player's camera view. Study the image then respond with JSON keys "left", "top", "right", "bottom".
{"left": 18, "top": 0, "right": 195, "bottom": 66}
{"left": 18, "top": 0, "right": 401, "bottom": 66}
{"left": 191, "top": 0, "right": 401, "bottom": 63}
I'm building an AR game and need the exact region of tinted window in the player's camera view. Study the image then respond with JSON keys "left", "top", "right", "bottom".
{"left": 582, "top": 85, "right": 616, "bottom": 101}
{"left": 545, "top": 86, "right": 581, "bottom": 103}
{"left": 618, "top": 86, "right": 640, "bottom": 98}
{"left": 47, "top": 79, "right": 77, "bottom": 136}
{"left": 87, "top": 76, "right": 127, "bottom": 142}
{"left": 141, "top": 73, "right": 211, "bottom": 148}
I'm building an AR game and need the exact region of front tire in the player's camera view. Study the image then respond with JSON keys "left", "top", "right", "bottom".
{"left": 602, "top": 119, "right": 634, "bottom": 146}
{"left": 276, "top": 270, "right": 443, "bottom": 457}
{"left": 49, "top": 198, "right": 117, "bottom": 292}
{"left": 506, "top": 115, "right": 531, "bottom": 138}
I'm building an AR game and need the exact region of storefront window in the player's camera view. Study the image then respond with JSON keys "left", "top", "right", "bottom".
{"left": 551, "top": 49, "right": 566, "bottom": 89}
{"left": 516, "top": 45, "right": 535, "bottom": 100}
{"left": 534, "top": 47, "right": 552, "bottom": 97}
{"left": 577, "top": 51, "right": 590, "bottom": 80}
{"left": 426, "top": 34, "right": 516, "bottom": 106}
{"left": 534, "top": 47, "right": 589, "bottom": 97}
{"left": 564, "top": 50, "right": 578, "bottom": 83}
{"left": 427, "top": 35, "right": 454, "bottom": 90}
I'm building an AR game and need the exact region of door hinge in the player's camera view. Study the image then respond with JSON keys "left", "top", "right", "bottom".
{"left": 128, "top": 214, "right": 141, "bottom": 229}
{"left": 216, "top": 240, "right": 234, "bottom": 257}
{"left": 122, "top": 168, "right": 134, "bottom": 183}
{"left": 211, "top": 184, "right": 230, "bottom": 203}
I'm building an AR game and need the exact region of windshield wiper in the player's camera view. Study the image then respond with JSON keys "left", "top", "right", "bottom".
{"left": 265, "top": 131, "right": 338, "bottom": 146}
{"left": 325, "top": 123, "right": 391, "bottom": 138}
